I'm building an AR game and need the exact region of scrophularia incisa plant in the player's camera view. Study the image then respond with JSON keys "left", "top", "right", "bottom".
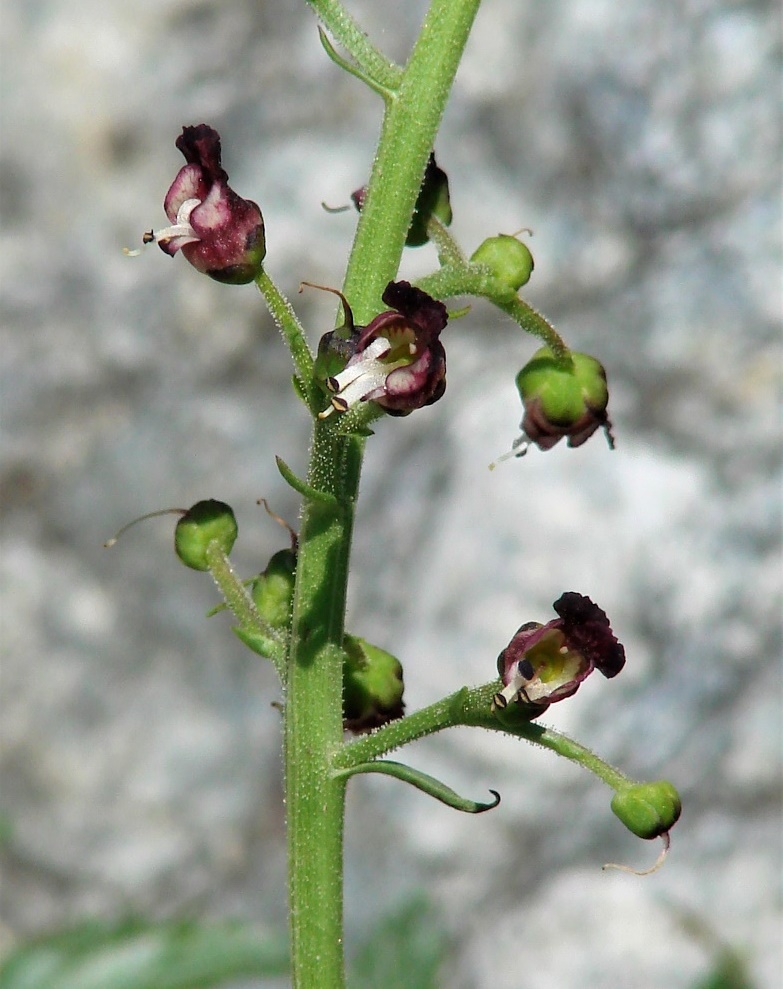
{"left": 119, "top": 2, "right": 681, "bottom": 985}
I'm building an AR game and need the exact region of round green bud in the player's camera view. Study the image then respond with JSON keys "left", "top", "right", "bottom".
{"left": 174, "top": 500, "right": 238, "bottom": 571}
{"left": 470, "top": 235, "right": 535, "bottom": 299}
{"left": 343, "top": 634, "right": 405, "bottom": 732}
{"left": 251, "top": 548, "right": 296, "bottom": 629}
{"left": 611, "top": 781, "right": 682, "bottom": 839}
{"left": 514, "top": 346, "right": 613, "bottom": 451}
{"left": 517, "top": 348, "right": 608, "bottom": 424}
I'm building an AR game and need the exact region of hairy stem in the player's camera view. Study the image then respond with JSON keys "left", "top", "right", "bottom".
{"left": 285, "top": 1, "right": 484, "bottom": 985}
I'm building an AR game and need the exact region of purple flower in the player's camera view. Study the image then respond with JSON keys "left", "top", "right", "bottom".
{"left": 493, "top": 592, "right": 626, "bottom": 715}
{"left": 143, "top": 125, "right": 266, "bottom": 284}
{"left": 320, "top": 280, "right": 448, "bottom": 418}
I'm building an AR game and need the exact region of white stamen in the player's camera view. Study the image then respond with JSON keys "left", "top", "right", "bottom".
{"left": 329, "top": 365, "right": 390, "bottom": 408}
{"left": 491, "top": 681, "right": 523, "bottom": 710}
{"left": 488, "top": 434, "right": 529, "bottom": 470}
{"left": 318, "top": 337, "right": 403, "bottom": 419}
{"left": 125, "top": 198, "right": 202, "bottom": 256}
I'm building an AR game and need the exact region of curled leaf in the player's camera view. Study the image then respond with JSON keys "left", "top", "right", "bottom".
{"left": 335, "top": 760, "right": 500, "bottom": 814}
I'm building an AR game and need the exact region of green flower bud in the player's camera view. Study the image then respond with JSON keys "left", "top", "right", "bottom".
{"left": 174, "top": 500, "right": 238, "bottom": 571}
{"left": 515, "top": 347, "right": 614, "bottom": 451}
{"left": 343, "top": 634, "right": 405, "bottom": 733}
{"left": 470, "top": 234, "right": 534, "bottom": 299}
{"left": 251, "top": 548, "right": 296, "bottom": 629}
{"left": 611, "top": 781, "right": 682, "bottom": 839}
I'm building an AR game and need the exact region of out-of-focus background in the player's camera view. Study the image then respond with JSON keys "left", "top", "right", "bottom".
{"left": 1, "top": 0, "right": 781, "bottom": 986}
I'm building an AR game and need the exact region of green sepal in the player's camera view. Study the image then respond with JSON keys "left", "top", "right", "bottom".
{"left": 291, "top": 374, "right": 309, "bottom": 407}
{"left": 335, "top": 760, "right": 501, "bottom": 814}
{"left": 611, "top": 780, "right": 682, "bottom": 839}
{"left": 232, "top": 625, "right": 285, "bottom": 664}
{"left": 275, "top": 455, "right": 338, "bottom": 507}
{"left": 251, "top": 548, "right": 296, "bottom": 630}
{"left": 314, "top": 328, "right": 356, "bottom": 387}
{"left": 516, "top": 347, "right": 608, "bottom": 426}
{"left": 175, "top": 500, "right": 238, "bottom": 571}
{"left": 336, "top": 423, "right": 375, "bottom": 438}
{"left": 343, "top": 634, "right": 404, "bottom": 732}
{"left": 491, "top": 690, "right": 545, "bottom": 728}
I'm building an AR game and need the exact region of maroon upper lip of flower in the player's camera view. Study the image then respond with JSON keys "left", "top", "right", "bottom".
{"left": 356, "top": 280, "right": 448, "bottom": 353}
{"left": 174, "top": 125, "right": 228, "bottom": 186}
{"left": 551, "top": 591, "right": 626, "bottom": 678}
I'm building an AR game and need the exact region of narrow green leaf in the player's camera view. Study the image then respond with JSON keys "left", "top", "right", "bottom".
{"left": 275, "top": 455, "right": 338, "bottom": 506}
{"left": 317, "top": 27, "right": 398, "bottom": 101}
{"left": 336, "top": 760, "right": 500, "bottom": 813}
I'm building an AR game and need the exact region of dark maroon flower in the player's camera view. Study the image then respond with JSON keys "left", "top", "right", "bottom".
{"left": 319, "top": 280, "right": 448, "bottom": 418}
{"left": 493, "top": 592, "right": 626, "bottom": 715}
{"left": 143, "top": 124, "right": 266, "bottom": 284}
{"left": 351, "top": 153, "right": 452, "bottom": 248}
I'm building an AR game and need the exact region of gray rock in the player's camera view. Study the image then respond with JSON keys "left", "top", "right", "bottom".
{"left": 1, "top": 0, "right": 780, "bottom": 986}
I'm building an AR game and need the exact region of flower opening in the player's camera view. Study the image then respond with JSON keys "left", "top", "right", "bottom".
{"left": 493, "top": 592, "right": 626, "bottom": 715}
{"left": 319, "top": 280, "right": 448, "bottom": 418}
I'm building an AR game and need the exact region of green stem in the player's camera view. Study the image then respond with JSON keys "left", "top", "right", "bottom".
{"left": 497, "top": 296, "right": 572, "bottom": 364}
{"left": 204, "top": 542, "right": 285, "bottom": 676}
{"left": 415, "top": 267, "right": 572, "bottom": 362}
{"left": 340, "top": 0, "right": 484, "bottom": 322}
{"left": 285, "top": 424, "right": 361, "bottom": 989}
{"left": 285, "top": 1, "right": 484, "bottom": 985}
{"left": 255, "top": 269, "right": 315, "bottom": 403}
{"left": 336, "top": 681, "right": 632, "bottom": 793}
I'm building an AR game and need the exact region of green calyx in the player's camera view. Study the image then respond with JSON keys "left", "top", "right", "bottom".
{"left": 516, "top": 347, "right": 608, "bottom": 425}
{"left": 470, "top": 234, "right": 534, "bottom": 299}
{"left": 174, "top": 500, "right": 238, "bottom": 571}
{"left": 343, "top": 634, "right": 405, "bottom": 732}
{"left": 611, "top": 780, "right": 682, "bottom": 839}
{"left": 251, "top": 548, "right": 297, "bottom": 630}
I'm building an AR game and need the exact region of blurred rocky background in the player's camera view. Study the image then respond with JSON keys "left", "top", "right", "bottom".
{"left": 1, "top": 0, "right": 780, "bottom": 986}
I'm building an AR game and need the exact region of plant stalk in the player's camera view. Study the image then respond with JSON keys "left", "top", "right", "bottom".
{"left": 286, "top": 0, "right": 483, "bottom": 985}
